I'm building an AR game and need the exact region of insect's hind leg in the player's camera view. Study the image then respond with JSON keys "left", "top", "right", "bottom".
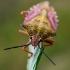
{"left": 43, "top": 39, "right": 55, "bottom": 46}
{"left": 22, "top": 42, "right": 33, "bottom": 58}
{"left": 21, "top": 11, "right": 28, "bottom": 18}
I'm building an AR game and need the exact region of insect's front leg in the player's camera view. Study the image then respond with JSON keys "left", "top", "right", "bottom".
{"left": 43, "top": 39, "right": 55, "bottom": 47}
{"left": 21, "top": 11, "right": 28, "bottom": 18}
{"left": 19, "top": 30, "right": 29, "bottom": 35}
{"left": 22, "top": 42, "right": 33, "bottom": 58}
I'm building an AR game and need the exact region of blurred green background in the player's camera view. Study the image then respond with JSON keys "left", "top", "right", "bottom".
{"left": 0, "top": 0, "right": 70, "bottom": 70}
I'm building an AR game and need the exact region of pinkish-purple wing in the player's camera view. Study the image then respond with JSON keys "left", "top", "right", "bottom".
{"left": 24, "top": 6, "right": 41, "bottom": 22}
{"left": 48, "top": 12, "right": 58, "bottom": 32}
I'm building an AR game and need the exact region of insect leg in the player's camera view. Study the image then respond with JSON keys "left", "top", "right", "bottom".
{"left": 22, "top": 42, "right": 33, "bottom": 58}
{"left": 19, "top": 30, "right": 29, "bottom": 35}
{"left": 21, "top": 11, "right": 28, "bottom": 18}
{"left": 43, "top": 39, "right": 55, "bottom": 46}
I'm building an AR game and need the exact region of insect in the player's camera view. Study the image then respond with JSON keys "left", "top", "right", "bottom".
{"left": 19, "top": 1, "right": 58, "bottom": 58}
{"left": 4, "top": 1, "right": 59, "bottom": 65}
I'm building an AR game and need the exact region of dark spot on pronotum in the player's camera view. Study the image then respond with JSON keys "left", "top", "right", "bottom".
{"left": 39, "top": 39, "right": 42, "bottom": 42}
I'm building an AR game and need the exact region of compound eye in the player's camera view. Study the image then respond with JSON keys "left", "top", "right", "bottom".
{"left": 30, "top": 36, "right": 32, "bottom": 39}
{"left": 39, "top": 38, "right": 42, "bottom": 42}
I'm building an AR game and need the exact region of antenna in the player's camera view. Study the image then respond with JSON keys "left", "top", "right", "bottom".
{"left": 3, "top": 44, "right": 29, "bottom": 50}
{"left": 38, "top": 46, "right": 56, "bottom": 66}
{"left": 4, "top": 44, "right": 56, "bottom": 66}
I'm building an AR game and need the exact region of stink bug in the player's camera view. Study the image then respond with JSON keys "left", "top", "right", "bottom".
{"left": 19, "top": 10, "right": 55, "bottom": 57}
{"left": 4, "top": 1, "right": 59, "bottom": 65}
{"left": 19, "top": 1, "right": 58, "bottom": 57}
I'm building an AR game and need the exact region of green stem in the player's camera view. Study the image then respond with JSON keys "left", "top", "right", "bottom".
{"left": 27, "top": 39, "right": 44, "bottom": 70}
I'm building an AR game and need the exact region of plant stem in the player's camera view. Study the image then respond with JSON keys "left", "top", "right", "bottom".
{"left": 27, "top": 39, "right": 44, "bottom": 70}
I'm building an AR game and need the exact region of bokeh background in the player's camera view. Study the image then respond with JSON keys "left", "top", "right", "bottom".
{"left": 0, "top": 0, "right": 70, "bottom": 70}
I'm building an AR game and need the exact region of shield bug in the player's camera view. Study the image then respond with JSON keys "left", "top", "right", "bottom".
{"left": 4, "top": 10, "right": 56, "bottom": 65}
{"left": 3, "top": 1, "right": 58, "bottom": 57}
{"left": 19, "top": 1, "right": 58, "bottom": 58}
{"left": 4, "top": 1, "right": 58, "bottom": 65}
{"left": 19, "top": 10, "right": 55, "bottom": 57}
